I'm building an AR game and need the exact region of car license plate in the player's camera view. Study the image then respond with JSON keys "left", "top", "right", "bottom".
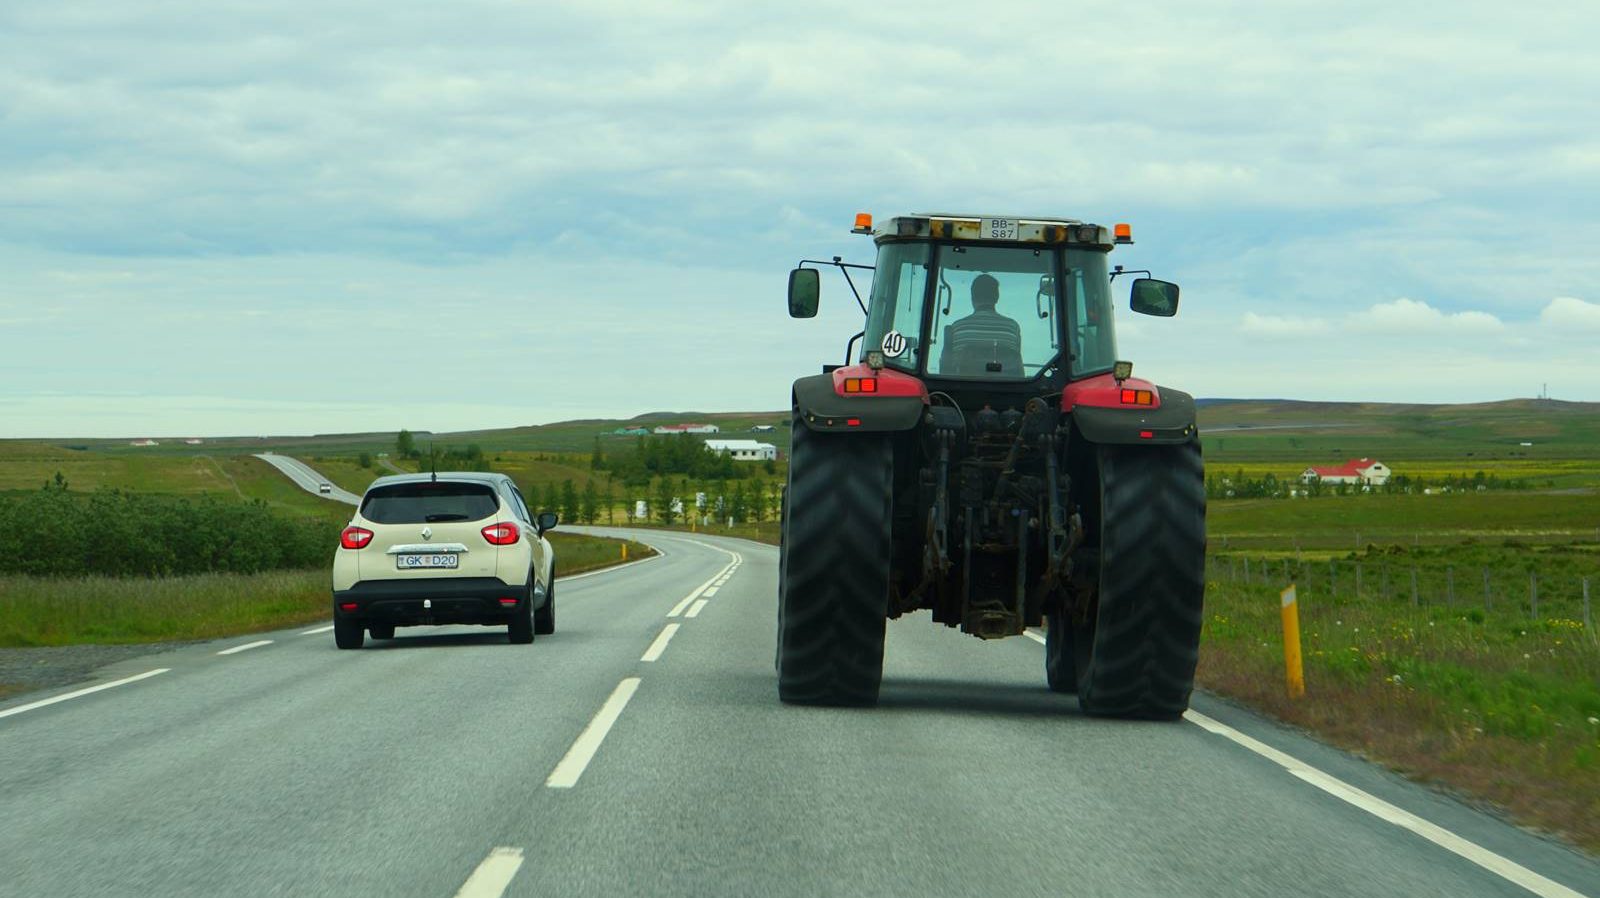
{"left": 980, "top": 217, "right": 1018, "bottom": 240}
{"left": 396, "top": 554, "right": 459, "bottom": 570}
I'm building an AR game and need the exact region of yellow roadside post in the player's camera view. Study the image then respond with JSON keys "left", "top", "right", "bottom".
{"left": 1281, "top": 584, "right": 1305, "bottom": 698}
{"left": 622, "top": 543, "right": 628, "bottom": 561}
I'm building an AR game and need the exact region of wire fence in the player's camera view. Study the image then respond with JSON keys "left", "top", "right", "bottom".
{"left": 1208, "top": 554, "right": 1600, "bottom": 647}
{"left": 1211, "top": 529, "right": 1600, "bottom": 552}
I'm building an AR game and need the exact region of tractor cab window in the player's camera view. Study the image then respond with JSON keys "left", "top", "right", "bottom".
{"left": 861, "top": 242, "right": 931, "bottom": 372}
{"left": 927, "top": 245, "right": 1059, "bottom": 379}
{"left": 1062, "top": 250, "right": 1117, "bottom": 377}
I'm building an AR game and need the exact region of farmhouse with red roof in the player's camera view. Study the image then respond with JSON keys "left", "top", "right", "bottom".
{"left": 1300, "top": 458, "right": 1390, "bottom": 486}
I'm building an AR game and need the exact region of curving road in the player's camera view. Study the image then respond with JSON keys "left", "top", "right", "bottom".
{"left": 254, "top": 452, "right": 362, "bottom": 505}
{"left": 0, "top": 530, "right": 1594, "bottom": 897}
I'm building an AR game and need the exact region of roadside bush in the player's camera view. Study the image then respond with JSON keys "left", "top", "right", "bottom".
{"left": 0, "top": 482, "right": 338, "bottom": 577}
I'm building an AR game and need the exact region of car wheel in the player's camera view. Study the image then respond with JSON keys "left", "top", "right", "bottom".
{"left": 369, "top": 623, "right": 395, "bottom": 640}
{"left": 508, "top": 583, "right": 535, "bottom": 644}
{"left": 334, "top": 617, "right": 364, "bottom": 650}
{"left": 534, "top": 572, "right": 555, "bottom": 636}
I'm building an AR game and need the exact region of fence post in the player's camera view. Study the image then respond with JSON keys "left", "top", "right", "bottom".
{"left": 1330, "top": 559, "right": 1337, "bottom": 596}
{"left": 1356, "top": 563, "right": 1363, "bottom": 599}
{"left": 1584, "top": 579, "right": 1596, "bottom": 647}
{"left": 1244, "top": 557, "right": 1251, "bottom": 585}
{"left": 1482, "top": 568, "right": 1491, "bottom": 611}
{"left": 1411, "top": 567, "right": 1419, "bottom": 608}
{"left": 1530, "top": 572, "right": 1539, "bottom": 620}
{"left": 1446, "top": 566, "right": 1454, "bottom": 607}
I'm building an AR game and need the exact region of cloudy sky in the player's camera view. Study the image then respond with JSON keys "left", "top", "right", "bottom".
{"left": 3, "top": 1, "right": 1599, "bottom": 437}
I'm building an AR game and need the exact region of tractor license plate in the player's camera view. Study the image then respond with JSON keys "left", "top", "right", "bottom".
{"left": 980, "top": 218, "right": 1018, "bottom": 240}
{"left": 396, "top": 554, "right": 459, "bottom": 570}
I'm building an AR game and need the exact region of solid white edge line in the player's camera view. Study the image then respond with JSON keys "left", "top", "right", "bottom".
{"left": 560, "top": 550, "right": 666, "bottom": 583}
{"left": 546, "top": 678, "right": 641, "bottom": 789}
{"left": 216, "top": 639, "right": 273, "bottom": 656}
{"left": 1022, "top": 629, "right": 1047, "bottom": 645}
{"left": 452, "top": 846, "right": 525, "bottom": 898}
{"left": 640, "top": 623, "right": 681, "bottom": 662}
{"left": 300, "top": 624, "right": 335, "bottom": 635}
{"left": 1184, "top": 710, "right": 1586, "bottom": 898}
{"left": 0, "top": 668, "right": 170, "bottom": 720}
{"left": 684, "top": 598, "right": 710, "bottom": 619}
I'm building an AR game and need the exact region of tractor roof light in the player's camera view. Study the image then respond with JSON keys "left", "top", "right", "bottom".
{"left": 1114, "top": 223, "right": 1133, "bottom": 244}
{"left": 852, "top": 212, "right": 873, "bottom": 234}
{"left": 866, "top": 350, "right": 885, "bottom": 371}
{"left": 1113, "top": 360, "right": 1133, "bottom": 383}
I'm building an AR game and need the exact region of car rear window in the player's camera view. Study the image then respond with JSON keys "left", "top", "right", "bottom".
{"left": 361, "top": 482, "right": 500, "bottom": 524}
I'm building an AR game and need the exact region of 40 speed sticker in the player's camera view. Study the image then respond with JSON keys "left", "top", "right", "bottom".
{"left": 881, "top": 331, "right": 907, "bottom": 358}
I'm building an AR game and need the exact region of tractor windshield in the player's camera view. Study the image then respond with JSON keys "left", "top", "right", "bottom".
{"left": 861, "top": 241, "right": 1117, "bottom": 380}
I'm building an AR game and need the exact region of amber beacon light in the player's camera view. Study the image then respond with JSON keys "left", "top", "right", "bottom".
{"left": 1113, "top": 222, "right": 1133, "bottom": 244}
{"left": 852, "top": 212, "right": 874, "bottom": 234}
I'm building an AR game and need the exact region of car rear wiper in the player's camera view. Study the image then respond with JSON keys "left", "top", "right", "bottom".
{"left": 424, "top": 513, "right": 470, "bottom": 522}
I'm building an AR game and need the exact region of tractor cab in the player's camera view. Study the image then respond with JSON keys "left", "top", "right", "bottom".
{"left": 789, "top": 213, "right": 1179, "bottom": 407}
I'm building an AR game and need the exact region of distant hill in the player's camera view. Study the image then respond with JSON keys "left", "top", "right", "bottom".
{"left": 17, "top": 398, "right": 1599, "bottom": 460}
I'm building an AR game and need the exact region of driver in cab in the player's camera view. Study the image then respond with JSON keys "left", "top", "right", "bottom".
{"left": 940, "top": 273, "right": 1023, "bottom": 376}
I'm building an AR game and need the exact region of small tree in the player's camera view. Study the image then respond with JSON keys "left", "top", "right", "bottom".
{"left": 580, "top": 479, "right": 599, "bottom": 524}
{"left": 591, "top": 437, "right": 605, "bottom": 470}
{"left": 561, "top": 479, "right": 580, "bottom": 524}
{"left": 654, "top": 477, "right": 677, "bottom": 525}
{"left": 604, "top": 477, "right": 616, "bottom": 524}
{"left": 730, "top": 481, "right": 749, "bottom": 524}
{"left": 541, "top": 481, "right": 560, "bottom": 515}
{"left": 358, "top": 452, "right": 372, "bottom": 469}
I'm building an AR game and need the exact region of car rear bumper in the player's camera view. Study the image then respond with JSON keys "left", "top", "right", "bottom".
{"left": 333, "top": 577, "right": 538, "bottom": 626}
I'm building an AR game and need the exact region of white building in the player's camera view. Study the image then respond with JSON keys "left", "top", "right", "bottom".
{"left": 704, "top": 439, "right": 778, "bottom": 462}
{"left": 130, "top": 439, "right": 159, "bottom": 447}
{"left": 653, "top": 423, "right": 720, "bottom": 434}
{"left": 1300, "top": 458, "right": 1391, "bottom": 486}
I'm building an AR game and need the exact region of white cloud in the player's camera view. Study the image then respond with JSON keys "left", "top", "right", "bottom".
{"left": 1538, "top": 296, "right": 1600, "bottom": 330}
{"left": 1240, "top": 312, "right": 1330, "bottom": 336}
{"left": 1358, "top": 298, "right": 1503, "bottom": 334}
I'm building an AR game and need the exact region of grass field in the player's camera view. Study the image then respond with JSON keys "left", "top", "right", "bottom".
{"left": 1197, "top": 568, "right": 1600, "bottom": 852}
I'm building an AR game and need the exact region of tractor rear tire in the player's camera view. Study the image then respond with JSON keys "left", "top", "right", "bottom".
{"left": 777, "top": 420, "right": 892, "bottom": 706}
{"left": 1074, "top": 440, "right": 1206, "bottom": 720}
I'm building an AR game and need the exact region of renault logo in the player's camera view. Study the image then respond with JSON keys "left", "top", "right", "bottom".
{"left": 421, "top": 526, "right": 433, "bottom": 539}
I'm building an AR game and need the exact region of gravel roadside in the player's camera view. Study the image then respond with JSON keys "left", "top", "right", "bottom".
{"left": 0, "top": 642, "right": 196, "bottom": 701}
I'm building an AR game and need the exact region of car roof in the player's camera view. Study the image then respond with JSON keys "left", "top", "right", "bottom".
{"left": 365, "top": 472, "right": 516, "bottom": 491}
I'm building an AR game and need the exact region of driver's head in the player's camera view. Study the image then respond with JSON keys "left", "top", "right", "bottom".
{"left": 971, "top": 274, "right": 999, "bottom": 311}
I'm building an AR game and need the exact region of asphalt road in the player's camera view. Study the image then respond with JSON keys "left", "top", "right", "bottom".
{"left": 254, "top": 451, "right": 362, "bottom": 505}
{"left": 1, "top": 529, "right": 1595, "bottom": 898}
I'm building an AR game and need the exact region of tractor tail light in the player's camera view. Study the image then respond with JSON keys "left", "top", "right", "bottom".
{"left": 842, "top": 377, "right": 878, "bottom": 393}
{"left": 340, "top": 526, "right": 374, "bottom": 550}
{"left": 481, "top": 522, "right": 521, "bottom": 545}
{"left": 1120, "top": 389, "right": 1153, "bottom": 406}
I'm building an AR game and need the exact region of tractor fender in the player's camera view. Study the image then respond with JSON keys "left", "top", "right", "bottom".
{"left": 792, "top": 373, "right": 925, "bottom": 434}
{"left": 1071, "top": 386, "right": 1198, "bottom": 446}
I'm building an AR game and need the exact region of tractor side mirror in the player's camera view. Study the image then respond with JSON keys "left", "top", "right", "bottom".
{"left": 1130, "top": 278, "right": 1180, "bottom": 317}
{"left": 788, "top": 268, "right": 820, "bottom": 318}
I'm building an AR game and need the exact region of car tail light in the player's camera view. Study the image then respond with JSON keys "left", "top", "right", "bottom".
{"left": 498, "top": 597, "right": 518, "bottom": 606}
{"left": 340, "top": 526, "right": 374, "bottom": 550}
{"left": 481, "top": 522, "right": 520, "bottom": 545}
{"left": 340, "top": 603, "right": 358, "bottom": 612}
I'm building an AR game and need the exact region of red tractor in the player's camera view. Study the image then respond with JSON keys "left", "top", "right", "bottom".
{"left": 779, "top": 213, "right": 1205, "bottom": 719}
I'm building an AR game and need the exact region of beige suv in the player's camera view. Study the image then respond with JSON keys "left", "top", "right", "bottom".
{"left": 331, "top": 472, "right": 556, "bottom": 648}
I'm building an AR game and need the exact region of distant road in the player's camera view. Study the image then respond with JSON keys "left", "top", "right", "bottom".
{"left": 1200, "top": 422, "right": 1358, "bottom": 433}
{"left": 253, "top": 453, "right": 360, "bottom": 506}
